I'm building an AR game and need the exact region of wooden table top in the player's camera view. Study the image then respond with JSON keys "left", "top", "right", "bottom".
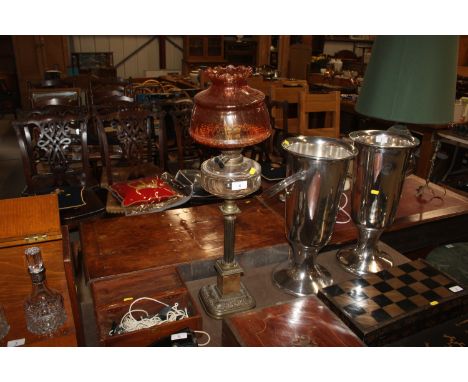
{"left": 81, "top": 175, "right": 468, "bottom": 285}
{"left": 262, "top": 175, "right": 468, "bottom": 246}
{"left": 81, "top": 197, "right": 286, "bottom": 282}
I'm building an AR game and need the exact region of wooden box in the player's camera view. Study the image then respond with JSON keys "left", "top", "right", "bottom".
{"left": 317, "top": 259, "right": 468, "bottom": 346}
{"left": 0, "top": 195, "right": 77, "bottom": 347}
{"left": 222, "top": 297, "right": 363, "bottom": 347}
{"left": 0, "top": 194, "right": 62, "bottom": 248}
{"left": 91, "top": 267, "right": 202, "bottom": 347}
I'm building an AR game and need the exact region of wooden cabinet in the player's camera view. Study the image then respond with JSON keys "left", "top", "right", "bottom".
{"left": 183, "top": 36, "right": 225, "bottom": 73}
{"left": 12, "top": 36, "right": 69, "bottom": 108}
{"left": 224, "top": 40, "right": 257, "bottom": 66}
{"left": 0, "top": 36, "right": 19, "bottom": 112}
{"left": 458, "top": 35, "right": 468, "bottom": 77}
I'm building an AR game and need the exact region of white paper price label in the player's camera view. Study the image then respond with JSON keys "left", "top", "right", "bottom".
{"left": 449, "top": 285, "right": 463, "bottom": 293}
{"left": 7, "top": 338, "right": 25, "bottom": 347}
{"left": 171, "top": 332, "right": 188, "bottom": 341}
{"left": 231, "top": 181, "right": 247, "bottom": 191}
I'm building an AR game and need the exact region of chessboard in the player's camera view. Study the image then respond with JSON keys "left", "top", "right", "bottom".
{"left": 317, "top": 259, "right": 468, "bottom": 346}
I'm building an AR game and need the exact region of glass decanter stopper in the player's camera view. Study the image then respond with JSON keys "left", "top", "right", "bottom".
{"left": 23, "top": 247, "right": 66, "bottom": 335}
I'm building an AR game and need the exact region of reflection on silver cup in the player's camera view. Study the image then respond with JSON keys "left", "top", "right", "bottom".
{"left": 273, "top": 136, "right": 358, "bottom": 296}
{"left": 337, "top": 130, "right": 420, "bottom": 275}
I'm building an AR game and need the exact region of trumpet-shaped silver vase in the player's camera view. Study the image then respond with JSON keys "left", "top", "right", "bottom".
{"left": 273, "top": 136, "right": 357, "bottom": 296}
{"left": 337, "top": 130, "right": 419, "bottom": 276}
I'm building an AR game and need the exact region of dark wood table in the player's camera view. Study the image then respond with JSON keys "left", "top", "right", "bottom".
{"left": 261, "top": 175, "right": 468, "bottom": 255}
{"left": 81, "top": 175, "right": 468, "bottom": 284}
{"left": 79, "top": 174, "right": 468, "bottom": 346}
{"left": 219, "top": 243, "right": 407, "bottom": 347}
{"left": 81, "top": 197, "right": 285, "bottom": 283}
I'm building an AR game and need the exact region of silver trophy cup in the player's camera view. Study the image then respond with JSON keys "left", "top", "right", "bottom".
{"left": 337, "top": 130, "right": 419, "bottom": 275}
{"left": 273, "top": 136, "right": 358, "bottom": 296}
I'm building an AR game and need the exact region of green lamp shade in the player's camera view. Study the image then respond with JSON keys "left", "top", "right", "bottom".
{"left": 356, "top": 36, "right": 459, "bottom": 125}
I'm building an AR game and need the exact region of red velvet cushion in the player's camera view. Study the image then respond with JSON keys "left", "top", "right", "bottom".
{"left": 110, "top": 176, "right": 177, "bottom": 207}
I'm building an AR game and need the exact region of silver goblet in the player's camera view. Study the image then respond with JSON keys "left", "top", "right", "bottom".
{"left": 337, "top": 130, "right": 419, "bottom": 275}
{"left": 273, "top": 136, "right": 357, "bottom": 296}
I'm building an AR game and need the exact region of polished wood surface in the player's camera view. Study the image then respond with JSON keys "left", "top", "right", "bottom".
{"left": 82, "top": 175, "right": 468, "bottom": 283}
{"left": 183, "top": 243, "right": 407, "bottom": 347}
{"left": 79, "top": 174, "right": 468, "bottom": 346}
{"left": 223, "top": 297, "right": 363, "bottom": 347}
{"left": 0, "top": 194, "right": 62, "bottom": 248}
{"left": 261, "top": 175, "right": 468, "bottom": 248}
{"left": 81, "top": 198, "right": 286, "bottom": 282}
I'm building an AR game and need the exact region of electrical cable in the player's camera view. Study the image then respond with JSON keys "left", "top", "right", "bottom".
{"left": 336, "top": 192, "right": 351, "bottom": 224}
{"left": 194, "top": 330, "right": 211, "bottom": 346}
{"left": 109, "top": 297, "right": 188, "bottom": 335}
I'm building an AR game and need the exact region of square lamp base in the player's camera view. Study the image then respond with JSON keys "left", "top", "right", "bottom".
{"left": 199, "top": 282, "right": 256, "bottom": 319}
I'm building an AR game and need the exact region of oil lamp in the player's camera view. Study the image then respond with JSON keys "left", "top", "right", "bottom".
{"left": 189, "top": 65, "right": 271, "bottom": 318}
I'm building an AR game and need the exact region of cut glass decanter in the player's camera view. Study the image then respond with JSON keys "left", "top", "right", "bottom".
{"left": 23, "top": 246, "right": 66, "bottom": 335}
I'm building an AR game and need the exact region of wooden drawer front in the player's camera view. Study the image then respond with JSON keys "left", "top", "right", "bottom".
{"left": 91, "top": 266, "right": 185, "bottom": 307}
{"left": 96, "top": 289, "right": 202, "bottom": 347}
{"left": 91, "top": 267, "right": 202, "bottom": 347}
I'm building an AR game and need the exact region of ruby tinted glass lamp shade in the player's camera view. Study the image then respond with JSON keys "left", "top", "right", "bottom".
{"left": 189, "top": 65, "right": 271, "bottom": 149}
{"left": 356, "top": 35, "right": 459, "bottom": 125}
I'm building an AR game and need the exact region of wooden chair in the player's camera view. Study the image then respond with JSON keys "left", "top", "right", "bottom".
{"left": 127, "top": 79, "right": 164, "bottom": 98}
{"left": 95, "top": 108, "right": 164, "bottom": 214}
{"left": 13, "top": 114, "right": 105, "bottom": 228}
{"left": 130, "top": 81, "right": 189, "bottom": 112}
{"left": 95, "top": 108, "right": 160, "bottom": 187}
{"left": 17, "top": 105, "right": 89, "bottom": 120}
{"left": 91, "top": 88, "right": 132, "bottom": 106}
{"left": 243, "top": 96, "right": 290, "bottom": 165}
{"left": 267, "top": 97, "right": 289, "bottom": 162}
{"left": 29, "top": 88, "right": 82, "bottom": 109}
{"left": 90, "top": 77, "right": 130, "bottom": 106}
{"left": 269, "top": 82, "right": 308, "bottom": 135}
{"left": 246, "top": 76, "right": 272, "bottom": 96}
{"left": 298, "top": 91, "right": 341, "bottom": 138}
{"left": 27, "top": 78, "right": 71, "bottom": 90}
{"left": 165, "top": 99, "right": 202, "bottom": 172}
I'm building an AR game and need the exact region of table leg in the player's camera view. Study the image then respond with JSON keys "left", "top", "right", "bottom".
{"left": 414, "top": 130, "right": 435, "bottom": 178}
